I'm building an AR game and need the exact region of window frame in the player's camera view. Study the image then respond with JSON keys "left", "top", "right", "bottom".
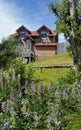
{"left": 40, "top": 30, "right": 48, "bottom": 38}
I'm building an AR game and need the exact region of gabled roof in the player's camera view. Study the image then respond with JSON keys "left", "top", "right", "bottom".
{"left": 12, "top": 25, "right": 57, "bottom": 38}
{"left": 37, "top": 25, "right": 52, "bottom": 34}
{"left": 16, "top": 25, "right": 31, "bottom": 34}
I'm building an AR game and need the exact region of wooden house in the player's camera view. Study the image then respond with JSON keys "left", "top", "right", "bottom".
{"left": 13, "top": 25, "right": 58, "bottom": 63}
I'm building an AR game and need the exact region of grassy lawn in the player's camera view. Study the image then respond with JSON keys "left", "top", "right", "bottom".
{"left": 26, "top": 53, "right": 73, "bottom": 85}
{"left": 33, "top": 52, "right": 73, "bottom": 66}
{"left": 33, "top": 68, "right": 70, "bottom": 85}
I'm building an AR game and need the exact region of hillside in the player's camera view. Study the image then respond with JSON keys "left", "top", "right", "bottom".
{"left": 32, "top": 52, "right": 73, "bottom": 67}
{"left": 28, "top": 53, "right": 73, "bottom": 85}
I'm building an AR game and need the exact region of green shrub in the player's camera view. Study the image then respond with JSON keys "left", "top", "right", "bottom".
{"left": 0, "top": 66, "right": 81, "bottom": 130}
{"left": 12, "top": 58, "right": 35, "bottom": 84}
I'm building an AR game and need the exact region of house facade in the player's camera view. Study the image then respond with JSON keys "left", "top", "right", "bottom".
{"left": 13, "top": 25, "right": 58, "bottom": 63}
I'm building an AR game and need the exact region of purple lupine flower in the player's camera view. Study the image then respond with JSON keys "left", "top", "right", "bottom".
{"left": 5, "top": 104, "right": 10, "bottom": 114}
{"left": 31, "top": 82, "right": 35, "bottom": 91}
{"left": 1, "top": 102, "right": 10, "bottom": 114}
{"left": 4, "top": 122, "right": 9, "bottom": 130}
{"left": 25, "top": 80, "right": 28, "bottom": 87}
{"left": 1, "top": 102, "right": 6, "bottom": 113}
{"left": 9, "top": 95, "right": 14, "bottom": 101}
{"left": 65, "top": 87, "right": 70, "bottom": 93}
{"left": 61, "top": 87, "right": 70, "bottom": 99}
{"left": 54, "top": 90, "right": 58, "bottom": 97}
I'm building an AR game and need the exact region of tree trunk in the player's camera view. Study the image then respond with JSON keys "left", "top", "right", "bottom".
{"left": 69, "top": 0, "right": 81, "bottom": 70}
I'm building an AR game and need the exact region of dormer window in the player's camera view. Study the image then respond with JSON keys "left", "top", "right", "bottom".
{"left": 19, "top": 30, "right": 28, "bottom": 38}
{"left": 40, "top": 31, "right": 48, "bottom": 38}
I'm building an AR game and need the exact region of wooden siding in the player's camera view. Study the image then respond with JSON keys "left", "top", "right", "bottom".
{"left": 16, "top": 46, "right": 31, "bottom": 57}
{"left": 35, "top": 46, "right": 56, "bottom": 57}
{"left": 33, "top": 37, "right": 41, "bottom": 43}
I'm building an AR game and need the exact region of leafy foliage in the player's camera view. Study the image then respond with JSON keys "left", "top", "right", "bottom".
{"left": 0, "top": 67, "right": 81, "bottom": 130}
{"left": 0, "top": 36, "right": 18, "bottom": 69}
{"left": 12, "top": 59, "right": 35, "bottom": 84}
{"left": 49, "top": 0, "right": 81, "bottom": 70}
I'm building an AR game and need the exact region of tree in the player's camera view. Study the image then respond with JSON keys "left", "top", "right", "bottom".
{"left": 49, "top": 0, "right": 81, "bottom": 70}
{"left": 0, "top": 36, "right": 18, "bottom": 69}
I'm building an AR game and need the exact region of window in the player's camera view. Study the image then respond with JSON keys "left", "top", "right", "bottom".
{"left": 19, "top": 30, "right": 28, "bottom": 38}
{"left": 40, "top": 31, "right": 48, "bottom": 38}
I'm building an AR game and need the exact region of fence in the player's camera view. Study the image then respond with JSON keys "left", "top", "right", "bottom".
{"left": 57, "top": 42, "right": 69, "bottom": 54}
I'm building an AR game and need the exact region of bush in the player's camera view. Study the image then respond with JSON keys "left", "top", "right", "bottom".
{"left": 0, "top": 77, "right": 81, "bottom": 129}
{"left": 0, "top": 66, "right": 81, "bottom": 130}
{"left": 12, "top": 58, "right": 35, "bottom": 84}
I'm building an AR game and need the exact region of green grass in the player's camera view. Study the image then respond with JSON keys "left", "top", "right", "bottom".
{"left": 33, "top": 52, "right": 73, "bottom": 67}
{"left": 33, "top": 68, "right": 70, "bottom": 85}
{"left": 27, "top": 53, "right": 73, "bottom": 85}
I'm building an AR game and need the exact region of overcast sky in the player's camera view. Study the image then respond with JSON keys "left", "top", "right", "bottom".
{"left": 0, "top": 0, "right": 66, "bottom": 43}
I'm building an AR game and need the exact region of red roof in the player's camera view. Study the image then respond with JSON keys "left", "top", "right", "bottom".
{"left": 11, "top": 31, "right": 57, "bottom": 37}
{"left": 35, "top": 43, "right": 57, "bottom": 46}
{"left": 48, "top": 31, "right": 57, "bottom": 36}
{"left": 31, "top": 31, "right": 39, "bottom": 36}
{"left": 30, "top": 30, "right": 57, "bottom": 37}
